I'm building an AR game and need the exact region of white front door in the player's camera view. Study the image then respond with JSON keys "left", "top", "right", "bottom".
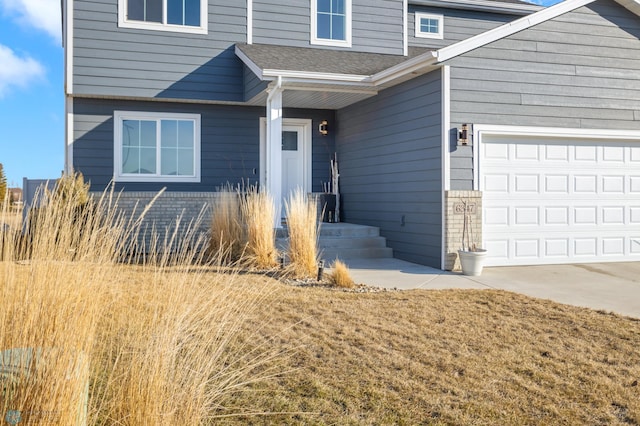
{"left": 479, "top": 131, "right": 640, "bottom": 266}
{"left": 281, "top": 126, "right": 305, "bottom": 212}
{"left": 260, "top": 118, "right": 312, "bottom": 219}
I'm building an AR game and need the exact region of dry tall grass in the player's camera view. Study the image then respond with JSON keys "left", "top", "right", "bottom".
{"left": 0, "top": 175, "right": 282, "bottom": 425}
{"left": 209, "top": 187, "right": 244, "bottom": 262}
{"left": 241, "top": 188, "right": 278, "bottom": 269}
{"left": 328, "top": 259, "right": 355, "bottom": 288}
{"left": 284, "top": 189, "right": 320, "bottom": 279}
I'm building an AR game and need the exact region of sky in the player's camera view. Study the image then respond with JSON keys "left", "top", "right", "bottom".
{"left": 0, "top": 0, "right": 63, "bottom": 187}
{"left": 0, "top": 0, "right": 562, "bottom": 188}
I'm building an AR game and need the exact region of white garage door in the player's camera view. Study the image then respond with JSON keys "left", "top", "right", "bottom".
{"left": 480, "top": 133, "right": 640, "bottom": 266}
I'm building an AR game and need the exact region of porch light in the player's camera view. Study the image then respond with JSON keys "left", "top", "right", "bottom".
{"left": 458, "top": 123, "right": 471, "bottom": 145}
{"left": 319, "top": 120, "right": 329, "bottom": 136}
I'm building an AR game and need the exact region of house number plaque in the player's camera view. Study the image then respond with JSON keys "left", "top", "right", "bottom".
{"left": 453, "top": 202, "right": 476, "bottom": 215}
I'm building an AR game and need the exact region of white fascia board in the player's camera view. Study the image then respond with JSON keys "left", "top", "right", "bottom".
{"left": 284, "top": 84, "right": 378, "bottom": 95}
{"left": 436, "top": 0, "right": 596, "bottom": 63}
{"left": 262, "top": 69, "right": 372, "bottom": 84}
{"left": 409, "top": 0, "right": 541, "bottom": 15}
{"left": 235, "top": 46, "right": 264, "bottom": 79}
{"left": 371, "top": 50, "right": 438, "bottom": 86}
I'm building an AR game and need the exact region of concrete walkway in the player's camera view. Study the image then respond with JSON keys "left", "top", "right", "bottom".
{"left": 342, "top": 258, "right": 640, "bottom": 319}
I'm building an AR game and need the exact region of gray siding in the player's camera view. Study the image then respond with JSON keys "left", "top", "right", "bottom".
{"left": 252, "top": 0, "right": 403, "bottom": 55}
{"left": 448, "top": 0, "right": 640, "bottom": 190}
{"left": 243, "top": 65, "right": 268, "bottom": 101}
{"left": 73, "top": 0, "right": 247, "bottom": 101}
{"left": 73, "top": 98, "right": 335, "bottom": 192}
{"left": 336, "top": 70, "right": 442, "bottom": 267}
{"left": 409, "top": 5, "right": 514, "bottom": 49}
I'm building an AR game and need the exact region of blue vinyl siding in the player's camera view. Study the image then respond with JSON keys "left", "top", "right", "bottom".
{"left": 73, "top": 98, "right": 335, "bottom": 192}
{"left": 447, "top": 0, "right": 640, "bottom": 190}
{"left": 336, "top": 69, "right": 442, "bottom": 267}
{"left": 73, "top": 0, "right": 247, "bottom": 101}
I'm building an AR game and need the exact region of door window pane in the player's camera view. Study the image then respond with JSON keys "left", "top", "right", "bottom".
{"left": 282, "top": 131, "right": 298, "bottom": 151}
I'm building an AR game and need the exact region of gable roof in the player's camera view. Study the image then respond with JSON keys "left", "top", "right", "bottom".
{"left": 237, "top": 0, "right": 640, "bottom": 106}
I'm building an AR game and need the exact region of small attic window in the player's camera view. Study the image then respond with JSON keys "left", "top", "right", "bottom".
{"left": 415, "top": 12, "right": 443, "bottom": 40}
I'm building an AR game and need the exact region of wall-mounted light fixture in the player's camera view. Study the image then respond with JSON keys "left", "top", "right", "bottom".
{"left": 458, "top": 123, "right": 471, "bottom": 145}
{"left": 319, "top": 120, "right": 329, "bottom": 136}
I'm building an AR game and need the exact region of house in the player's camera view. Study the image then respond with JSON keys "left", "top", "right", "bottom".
{"left": 63, "top": 0, "right": 640, "bottom": 270}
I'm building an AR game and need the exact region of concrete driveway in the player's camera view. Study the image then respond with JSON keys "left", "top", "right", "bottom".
{"left": 343, "top": 259, "right": 640, "bottom": 319}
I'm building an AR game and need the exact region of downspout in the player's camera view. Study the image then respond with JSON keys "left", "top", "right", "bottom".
{"left": 267, "top": 75, "right": 283, "bottom": 102}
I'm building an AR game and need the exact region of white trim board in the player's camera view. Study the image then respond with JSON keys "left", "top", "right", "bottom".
{"left": 65, "top": 96, "right": 74, "bottom": 175}
{"left": 64, "top": 0, "right": 73, "bottom": 94}
{"left": 436, "top": 0, "right": 597, "bottom": 62}
{"left": 440, "top": 65, "right": 451, "bottom": 270}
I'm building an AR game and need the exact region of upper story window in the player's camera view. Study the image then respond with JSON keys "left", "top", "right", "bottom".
{"left": 415, "top": 12, "right": 443, "bottom": 39}
{"left": 311, "top": 0, "right": 352, "bottom": 47}
{"left": 118, "top": 0, "right": 208, "bottom": 34}
{"left": 114, "top": 111, "right": 201, "bottom": 183}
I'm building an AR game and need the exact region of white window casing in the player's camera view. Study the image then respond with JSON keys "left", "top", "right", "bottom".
{"left": 415, "top": 12, "right": 443, "bottom": 39}
{"left": 114, "top": 111, "right": 201, "bottom": 183}
{"left": 311, "top": 0, "right": 352, "bottom": 47}
{"left": 118, "top": 0, "right": 208, "bottom": 34}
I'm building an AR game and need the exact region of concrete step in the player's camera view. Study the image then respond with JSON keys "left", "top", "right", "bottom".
{"left": 276, "top": 223, "right": 393, "bottom": 261}
{"left": 276, "top": 222, "right": 381, "bottom": 239}
{"left": 320, "top": 247, "right": 394, "bottom": 261}
{"left": 318, "top": 236, "right": 388, "bottom": 249}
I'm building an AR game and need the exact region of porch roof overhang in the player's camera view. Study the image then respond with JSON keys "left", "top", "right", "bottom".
{"left": 235, "top": 43, "right": 440, "bottom": 109}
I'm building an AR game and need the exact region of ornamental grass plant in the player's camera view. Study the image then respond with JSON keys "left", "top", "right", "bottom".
{"left": 284, "top": 189, "right": 320, "bottom": 279}
{"left": 0, "top": 174, "right": 282, "bottom": 425}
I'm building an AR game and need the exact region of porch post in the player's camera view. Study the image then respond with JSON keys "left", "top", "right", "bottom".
{"left": 266, "top": 77, "right": 284, "bottom": 227}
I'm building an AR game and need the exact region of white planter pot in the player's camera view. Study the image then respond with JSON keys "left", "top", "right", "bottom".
{"left": 458, "top": 249, "right": 488, "bottom": 276}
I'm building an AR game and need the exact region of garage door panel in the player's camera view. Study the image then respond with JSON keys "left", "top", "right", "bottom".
{"left": 481, "top": 134, "right": 640, "bottom": 266}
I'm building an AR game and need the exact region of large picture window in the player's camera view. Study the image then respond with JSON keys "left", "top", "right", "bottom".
{"left": 118, "top": 0, "right": 207, "bottom": 34}
{"left": 311, "top": 0, "right": 352, "bottom": 47}
{"left": 114, "top": 111, "right": 201, "bottom": 182}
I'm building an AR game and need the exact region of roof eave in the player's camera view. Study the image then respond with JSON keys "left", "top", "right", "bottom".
{"left": 409, "top": 0, "right": 542, "bottom": 15}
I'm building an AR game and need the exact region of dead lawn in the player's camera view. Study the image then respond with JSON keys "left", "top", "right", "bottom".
{"left": 218, "top": 278, "right": 640, "bottom": 425}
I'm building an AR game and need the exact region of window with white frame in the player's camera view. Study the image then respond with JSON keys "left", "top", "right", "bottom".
{"left": 114, "top": 111, "right": 201, "bottom": 182}
{"left": 311, "top": 0, "right": 352, "bottom": 47}
{"left": 118, "top": 0, "right": 208, "bottom": 34}
{"left": 415, "top": 12, "right": 443, "bottom": 39}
